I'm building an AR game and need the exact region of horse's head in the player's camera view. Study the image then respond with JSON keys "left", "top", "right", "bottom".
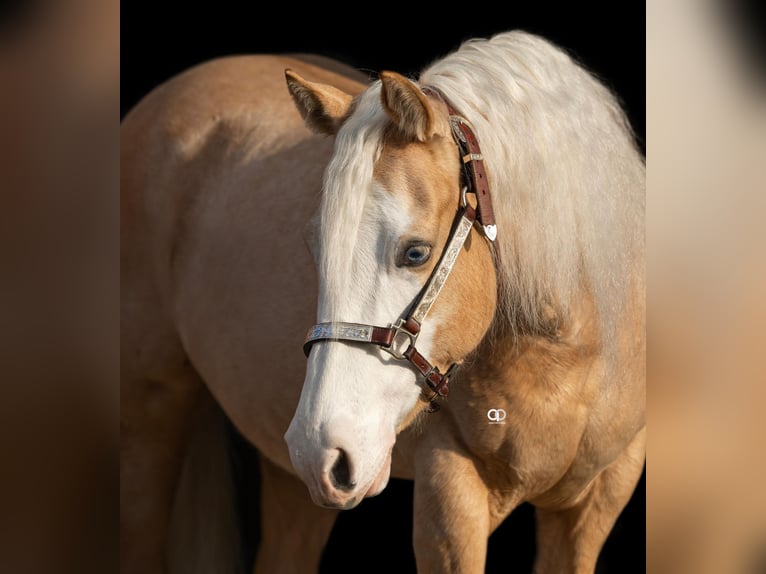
{"left": 283, "top": 70, "right": 496, "bottom": 508}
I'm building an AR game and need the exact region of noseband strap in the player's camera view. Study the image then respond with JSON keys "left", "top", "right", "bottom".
{"left": 303, "top": 87, "right": 496, "bottom": 413}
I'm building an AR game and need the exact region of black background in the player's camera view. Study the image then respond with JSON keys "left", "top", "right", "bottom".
{"left": 121, "top": 3, "right": 645, "bottom": 148}
{"left": 124, "top": 3, "right": 645, "bottom": 572}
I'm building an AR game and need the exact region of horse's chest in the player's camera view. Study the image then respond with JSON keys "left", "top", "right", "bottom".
{"left": 453, "top": 364, "right": 600, "bottom": 496}
{"left": 459, "top": 401, "right": 583, "bottom": 493}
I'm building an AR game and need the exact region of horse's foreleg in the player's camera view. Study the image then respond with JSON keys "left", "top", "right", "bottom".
{"left": 253, "top": 455, "right": 338, "bottom": 574}
{"left": 533, "top": 426, "right": 646, "bottom": 574}
{"left": 120, "top": 374, "right": 201, "bottom": 574}
{"left": 413, "top": 433, "right": 491, "bottom": 574}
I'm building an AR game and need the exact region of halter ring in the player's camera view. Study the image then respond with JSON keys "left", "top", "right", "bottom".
{"left": 382, "top": 319, "right": 419, "bottom": 360}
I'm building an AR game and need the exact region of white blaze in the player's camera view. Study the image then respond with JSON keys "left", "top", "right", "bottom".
{"left": 286, "top": 177, "right": 440, "bottom": 505}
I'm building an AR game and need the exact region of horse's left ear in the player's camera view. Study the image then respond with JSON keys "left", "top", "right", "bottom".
{"left": 379, "top": 71, "right": 437, "bottom": 141}
{"left": 285, "top": 69, "right": 353, "bottom": 135}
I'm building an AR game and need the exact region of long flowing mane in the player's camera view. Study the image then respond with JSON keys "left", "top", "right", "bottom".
{"left": 420, "top": 31, "right": 645, "bottom": 346}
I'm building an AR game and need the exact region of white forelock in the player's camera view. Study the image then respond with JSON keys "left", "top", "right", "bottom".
{"left": 317, "top": 82, "right": 387, "bottom": 323}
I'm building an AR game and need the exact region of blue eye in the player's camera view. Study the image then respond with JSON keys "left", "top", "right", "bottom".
{"left": 400, "top": 243, "right": 432, "bottom": 267}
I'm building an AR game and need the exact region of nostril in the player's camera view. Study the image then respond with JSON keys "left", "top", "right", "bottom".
{"left": 329, "top": 449, "right": 356, "bottom": 492}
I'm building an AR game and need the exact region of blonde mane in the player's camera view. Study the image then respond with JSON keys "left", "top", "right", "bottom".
{"left": 320, "top": 31, "right": 645, "bottom": 349}
{"left": 420, "top": 31, "right": 645, "bottom": 345}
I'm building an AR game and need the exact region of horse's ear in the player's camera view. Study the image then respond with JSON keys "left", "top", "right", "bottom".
{"left": 285, "top": 69, "right": 353, "bottom": 135}
{"left": 379, "top": 71, "right": 436, "bottom": 142}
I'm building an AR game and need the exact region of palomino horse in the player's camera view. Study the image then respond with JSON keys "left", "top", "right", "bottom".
{"left": 121, "top": 31, "right": 645, "bottom": 574}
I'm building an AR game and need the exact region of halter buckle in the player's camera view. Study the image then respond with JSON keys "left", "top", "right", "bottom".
{"left": 424, "top": 362, "right": 459, "bottom": 413}
{"left": 382, "top": 318, "right": 419, "bottom": 360}
{"left": 428, "top": 362, "right": 458, "bottom": 396}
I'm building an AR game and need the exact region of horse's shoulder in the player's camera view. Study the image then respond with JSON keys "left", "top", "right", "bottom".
{"left": 122, "top": 54, "right": 366, "bottom": 161}
{"left": 125, "top": 54, "right": 366, "bottom": 124}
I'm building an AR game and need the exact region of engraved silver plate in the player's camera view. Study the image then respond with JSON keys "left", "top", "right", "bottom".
{"left": 306, "top": 322, "right": 373, "bottom": 344}
{"left": 449, "top": 116, "right": 468, "bottom": 142}
{"left": 411, "top": 213, "right": 475, "bottom": 324}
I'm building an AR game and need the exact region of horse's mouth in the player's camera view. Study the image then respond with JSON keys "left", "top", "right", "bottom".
{"left": 364, "top": 449, "right": 392, "bottom": 498}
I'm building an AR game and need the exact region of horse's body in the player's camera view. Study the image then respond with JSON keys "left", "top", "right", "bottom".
{"left": 121, "top": 54, "right": 367, "bottom": 574}
{"left": 121, "top": 32, "right": 644, "bottom": 574}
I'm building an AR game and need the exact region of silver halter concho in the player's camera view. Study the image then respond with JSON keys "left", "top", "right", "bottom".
{"left": 302, "top": 86, "right": 497, "bottom": 413}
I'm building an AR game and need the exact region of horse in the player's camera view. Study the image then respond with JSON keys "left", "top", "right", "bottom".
{"left": 120, "top": 31, "right": 645, "bottom": 574}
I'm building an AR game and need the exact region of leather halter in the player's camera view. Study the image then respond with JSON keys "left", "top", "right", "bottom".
{"left": 303, "top": 86, "right": 497, "bottom": 413}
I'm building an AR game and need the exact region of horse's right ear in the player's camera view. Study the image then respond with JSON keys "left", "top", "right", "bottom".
{"left": 285, "top": 69, "right": 353, "bottom": 135}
